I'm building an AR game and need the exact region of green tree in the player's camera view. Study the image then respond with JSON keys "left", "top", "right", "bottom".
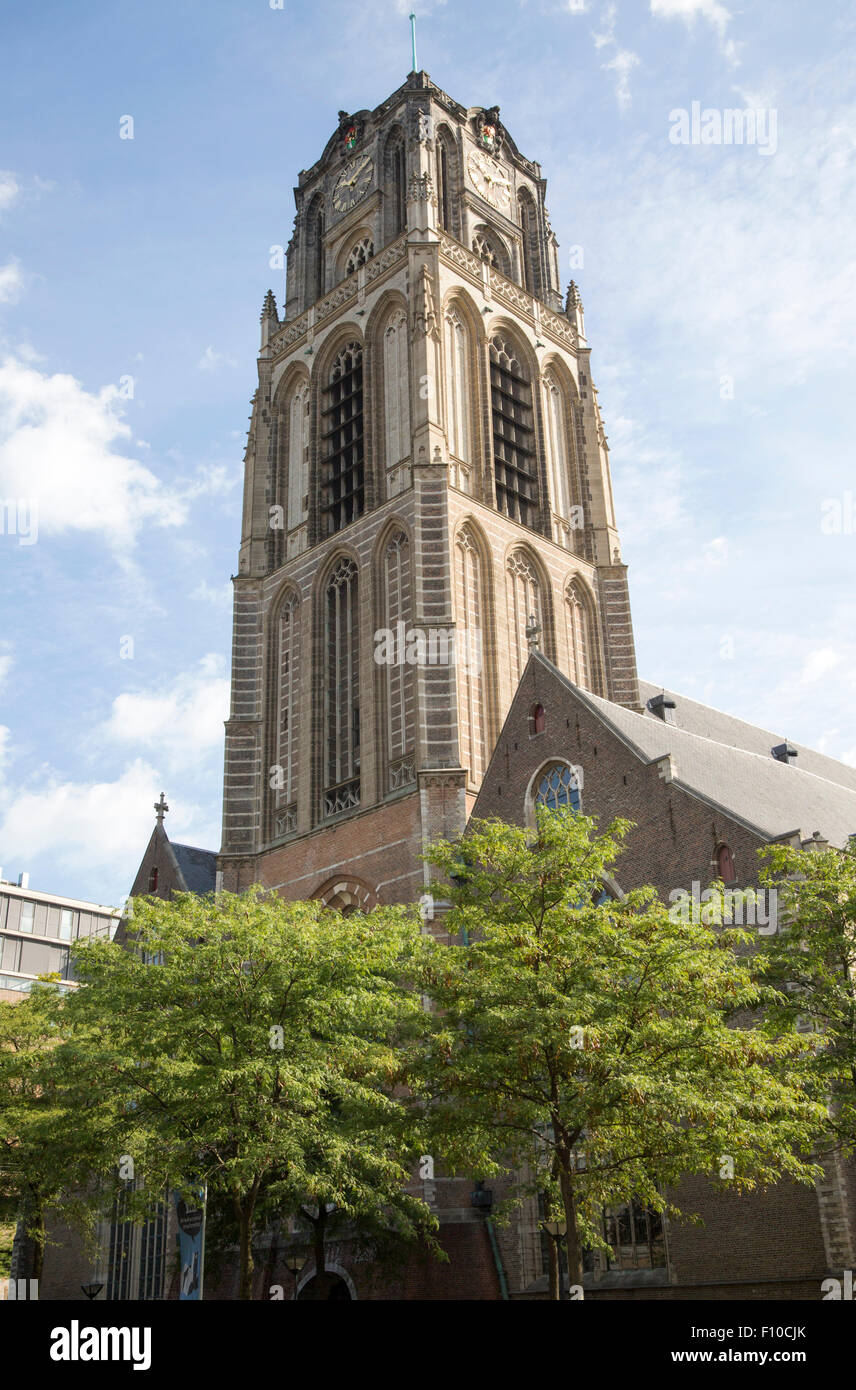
{"left": 758, "top": 838, "right": 856, "bottom": 1152}
{"left": 63, "top": 888, "right": 435, "bottom": 1299}
{"left": 0, "top": 981, "right": 118, "bottom": 1281}
{"left": 419, "top": 808, "right": 826, "bottom": 1295}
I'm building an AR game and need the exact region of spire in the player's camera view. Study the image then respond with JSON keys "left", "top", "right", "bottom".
{"left": 565, "top": 279, "right": 587, "bottom": 346}
{"left": 260, "top": 290, "right": 279, "bottom": 351}
{"left": 409, "top": 12, "right": 417, "bottom": 72}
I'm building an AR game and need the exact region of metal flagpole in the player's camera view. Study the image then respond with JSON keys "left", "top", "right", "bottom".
{"left": 410, "top": 12, "right": 417, "bottom": 72}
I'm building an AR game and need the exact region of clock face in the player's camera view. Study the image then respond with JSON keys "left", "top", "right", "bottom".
{"left": 332, "top": 154, "right": 374, "bottom": 215}
{"left": 468, "top": 150, "right": 511, "bottom": 210}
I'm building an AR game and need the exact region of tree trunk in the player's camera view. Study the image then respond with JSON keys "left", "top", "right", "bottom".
{"left": 313, "top": 1202, "right": 327, "bottom": 1282}
{"left": 30, "top": 1197, "right": 44, "bottom": 1283}
{"left": 235, "top": 1198, "right": 255, "bottom": 1301}
{"left": 542, "top": 1191, "right": 561, "bottom": 1301}
{"left": 558, "top": 1166, "right": 584, "bottom": 1299}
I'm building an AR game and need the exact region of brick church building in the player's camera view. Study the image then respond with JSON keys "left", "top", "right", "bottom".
{"left": 67, "top": 69, "right": 855, "bottom": 1300}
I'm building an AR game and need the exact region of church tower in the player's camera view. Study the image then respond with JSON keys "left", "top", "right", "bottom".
{"left": 220, "top": 70, "right": 640, "bottom": 902}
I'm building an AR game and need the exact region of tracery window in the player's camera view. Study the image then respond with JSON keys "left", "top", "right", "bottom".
{"left": 321, "top": 343, "right": 364, "bottom": 535}
{"left": 444, "top": 306, "right": 470, "bottom": 468}
{"left": 383, "top": 531, "right": 415, "bottom": 791}
{"left": 542, "top": 371, "right": 572, "bottom": 521}
{"left": 565, "top": 581, "right": 591, "bottom": 691}
{"left": 272, "top": 593, "right": 300, "bottom": 836}
{"left": 491, "top": 336, "right": 537, "bottom": 528}
{"left": 473, "top": 232, "right": 499, "bottom": 268}
{"left": 534, "top": 761, "right": 581, "bottom": 813}
{"left": 506, "top": 549, "right": 541, "bottom": 687}
{"left": 383, "top": 312, "right": 410, "bottom": 467}
{"left": 323, "top": 558, "right": 360, "bottom": 817}
{"left": 286, "top": 381, "right": 310, "bottom": 534}
{"left": 455, "top": 526, "right": 487, "bottom": 784}
{"left": 345, "top": 237, "right": 374, "bottom": 275}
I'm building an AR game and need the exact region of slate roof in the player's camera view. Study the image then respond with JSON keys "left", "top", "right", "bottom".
{"left": 170, "top": 842, "right": 218, "bottom": 894}
{"left": 531, "top": 655, "right": 856, "bottom": 849}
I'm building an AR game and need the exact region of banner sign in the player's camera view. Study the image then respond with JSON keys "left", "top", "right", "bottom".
{"left": 173, "top": 1188, "right": 206, "bottom": 1301}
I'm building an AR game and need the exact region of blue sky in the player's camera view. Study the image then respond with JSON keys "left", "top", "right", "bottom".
{"left": 1, "top": 0, "right": 854, "bottom": 906}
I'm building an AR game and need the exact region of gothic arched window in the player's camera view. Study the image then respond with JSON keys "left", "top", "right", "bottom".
{"left": 307, "top": 196, "right": 325, "bottom": 303}
{"left": 286, "top": 381, "right": 310, "bottom": 535}
{"left": 534, "top": 761, "right": 581, "bottom": 813}
{"left": 383, "top": 311, "right": 410, "bottom": 468}
{"left": 323, "top": 558, "right": 360, "bottom": 817}
{"left": 345, "top": 237, "right": 374, "bottom": 275}
{"left": 565, "top": 581, "right": 591, "bottom": 691}
{"left": 455, "top": 526, "right": 487, "bottom": 785}
{"left": 385, "top": 131, "right": 407, "bottom": 240}
{"left": 716, "top": 843, "right": 737, "bottom": 884}
{"left": 383, "top": 530, "right": 415, "bottom": 790}
{"left": 542, "top": 371, "right": 572, "bottom": 523}
{"left": 518, "top": 189, "right": 539, "bottom": 296}
{"left": 272, "top": 593, "right": 300, "bottom": 836}
{"left": 529, "top": 702, "right": 546, "bottom": 736}
{"left": 321, "top": 343, "right": 364, "bottom": 535}
{"left": 444, "top": 306, "right": 470, "bottom": 473}
{"left": 436, "top": 127, "right": 459, "bottom": 237}
{"left": 473, "top": 231, "right": 499, "bottom": 268}
{"left": 506, "top": 549, "right": 542, "bottom": 689}
{"left": 491, "top": 336, "right": 537, "bottom": 528}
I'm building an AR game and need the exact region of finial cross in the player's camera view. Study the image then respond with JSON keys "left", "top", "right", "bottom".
{"left": 525, "top": 614, "right": 542, "bottom": 650}
{"left": 154, "top": 792, "right": 169, "bottom": 825}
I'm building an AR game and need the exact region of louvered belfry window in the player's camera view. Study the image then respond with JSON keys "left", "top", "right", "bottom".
{"left": 490, "top": 335, "right": 537, "bottom": 528}
{"left": 321, "top": 343, "right": 364, "bottom": 536}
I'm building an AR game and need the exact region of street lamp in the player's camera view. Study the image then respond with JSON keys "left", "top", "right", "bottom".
{"left": 285, "top": 1253, "right": 307, "bottom": 1302}
{"left": 81, "top": 1282, "right": 103, "bottom": 1301}
{"left": 539, "top": 1220, "right": 568, "bottom": 1300}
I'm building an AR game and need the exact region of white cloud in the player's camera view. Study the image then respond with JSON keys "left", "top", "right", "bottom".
{"left": 102, "top": 655, "right": 229, "bottom": 765}
{"left": 581, "top": 105, "right": 856, "bottom": 384}
{"left": 0, "top": 759, "right": 159, "bottom": 891}
{"left": 593, "top": 1, "right": 616, "bottom": 47}
{"left": 0, "top": 259, "right": 25, "bottom": 304}
{"left": 0, "top": 354, "right": 187, "bottom": 552}
{"left": 702, "top": 536, "right": 729, "bottom": 565}
{"left": 198, "top": 346, "right": 237, "bottom": 372}
{"left": 0, "top": 172, "right": 20, "bottom": 215}
{"left": 650, "top": 0, "right": 737, "bottom": 62}
{"left": 799, "top": 648, "right": 841, "bottom": 684}
{"left": 602, "top": 49, "right": 640, "bottom": 110}
{"left": 191, "top": 579, "right": 233, "bottom": 609}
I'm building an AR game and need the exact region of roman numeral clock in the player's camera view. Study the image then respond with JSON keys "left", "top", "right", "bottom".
{"left": 332, "top": 153, "right": 374, "bottom": 215}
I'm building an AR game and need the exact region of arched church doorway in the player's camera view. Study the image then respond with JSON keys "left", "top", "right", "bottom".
{"left": 296, "top": 1273, "right": 352, "bottom": 1301}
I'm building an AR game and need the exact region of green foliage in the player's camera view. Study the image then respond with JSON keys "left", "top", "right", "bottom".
{"left": 62, "top": 887, "right": 437, "bottom": 1295}
{"left": 758, "top": 839, "right": 856, "bottom": 1151}
{"left": 0, "top": 981, "right": 116, "bottom": 1276}
{"left": 419, "top": 808, "right": 825, "bottom": 1275}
